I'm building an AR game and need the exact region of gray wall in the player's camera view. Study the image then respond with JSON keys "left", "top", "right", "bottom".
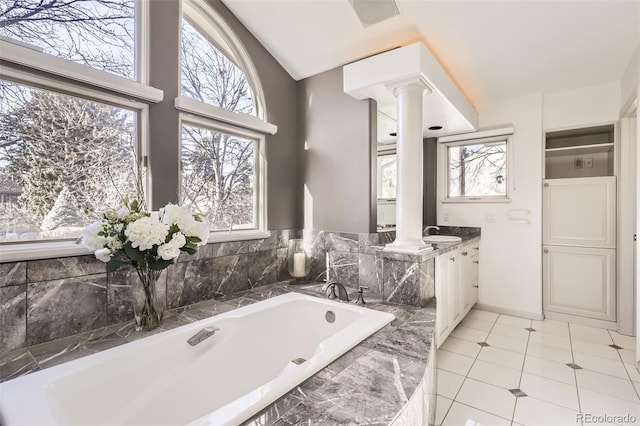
{"left": 149, "top": 0, "right": 299, "bottom": 230}
{"left": 298, "top": 67, "right": 377, "bottom": 233}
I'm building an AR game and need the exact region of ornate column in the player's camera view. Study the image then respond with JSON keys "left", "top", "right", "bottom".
{"left": 384, "top": 77, "right": 433, "bottom": 254}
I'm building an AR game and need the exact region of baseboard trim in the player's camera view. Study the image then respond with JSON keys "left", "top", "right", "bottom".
{"left": 543, "top": 311, "right": 618, "bottom": 330}
{"left": 474, "top": 303, "right": 543, "bottom": 320}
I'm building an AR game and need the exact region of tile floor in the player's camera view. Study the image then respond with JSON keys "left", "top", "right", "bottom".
{"left": 436, "top": 309, "right": 639, "bottom": 425}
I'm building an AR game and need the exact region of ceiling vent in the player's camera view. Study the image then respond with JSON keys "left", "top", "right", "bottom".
{"left": 348, "top": 0, "right": 400, "bottom": 28}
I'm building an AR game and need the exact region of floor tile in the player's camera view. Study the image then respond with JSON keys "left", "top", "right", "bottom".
{"left": 576, "top": 369, "right": 640, "bottom": 402}
{"left": 436, "top": 368, "right": 465, "bottom": 400}
{"left": 486, "top": 333, "right": 528, "bottom": 354}
{"left": 490, "top": 322, "right": 530, "bottom": 340}
{"left": 496, "top": 314, "right": 531, "bottom": 328}
{"left": 609, "top": 330, "right": 635, "bottom": 350}
{"left": 440, "top": 336, "right": 481, "bottom": 358}
{"left": 460, "top": 316, "right": 495, "bottom": 332}
{"left": 573, "top": 351, "right": 629, "bottom": 379}
{"left": 455, "top": 378, "right": 516, "bottom": 420}
{"left": 571, "top": 339, "right": 621, "bottom": 361}
{"left": 434, "top": 395, "right": 453, "bottom": 426}
{"left": 625, "top": 363, "right": 640, "bottom": 383}
{"left": 532, "top": 319, "right": 570, "bottom": 337}
{"left": 467, "top": 309, "right": 499, "bottom": 322}
{"left": 477, "top": 346, "right": 525, "bottom": 371}
{"left": 620, "top": 349, "right": 636, "bottom": 365}
{"left": 442, "top": 401, "right": 510, "bottom": 426}
{"left": 570, "top": 323, "right": 614, "bottom": 345}
{"left": 437, "top": 350, "right": 475, "bottom": 376}
{"left": 528, "top": 331, "right": 572, "bottom": 349}
{"left": 526, "top": 341, "right": 573, "bottom": 364}
{"left": 523, "top": 354, "right": 576, "bottom": 386}
{"left": 467, "top": 359, "right": 521, "bottom": 390}
{"left": 578, "top": 388, "right": 640, "bottom": 420}
{"left": 513, "top": 397, "right": 580, "bottom": 426}
{"left": 520, "top": 372, "right": 579, "bottom": 410}
{"left": 450, "top": 326, "right": 489, "bottom": 343}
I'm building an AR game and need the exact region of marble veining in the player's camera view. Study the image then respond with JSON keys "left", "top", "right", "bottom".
{"left": 0, "top": 262, "right": 27, "bottom": 287}
{"left": 1, "top": 285, "right": 27, "bottom": 352}
{"left": 26, "top": 256, "right": 105, "bottom": 282}
{"left": 26, "top": 274, "right": 108, "bottom": 346}
{"left": 1, "top": 281, "right": 436, "bottom": 426}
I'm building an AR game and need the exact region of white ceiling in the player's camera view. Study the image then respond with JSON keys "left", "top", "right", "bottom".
{"left": 222, "top": 0, "right": 639, "bottom": 111}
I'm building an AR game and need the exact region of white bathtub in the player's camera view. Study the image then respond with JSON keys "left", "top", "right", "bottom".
{"left": 0, "top": 292, "right": 394, "bottom": 426}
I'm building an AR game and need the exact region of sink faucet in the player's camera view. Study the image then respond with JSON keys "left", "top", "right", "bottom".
{"left": 424, "top": 225, "right": 440, "bottom": 235}
{"left": 322, "top": 282, "right": 350, "bottom": 302}
{"left": 187, "top": 326, "right": 220, "bottom": 346}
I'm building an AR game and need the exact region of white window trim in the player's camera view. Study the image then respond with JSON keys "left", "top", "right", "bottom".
{"left": 182, "top": 0, "right": 268, "bottom": 121}
{"left": 175, "top": 96, "right": 277, "bottom": 135}
{"left": 178, "top": 113, "right": 268, "bottom": 243}
{"left": 0, "top": 69, "right": 150, "bottom": 262}
{"left": 439, "top": 127, "right": 514, "bottom": 203}
{"left": 0, "top": 40, "right": 163, "bottom": 103}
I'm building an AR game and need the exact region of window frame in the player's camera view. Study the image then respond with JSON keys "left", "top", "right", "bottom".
{"left": 178, "top": 113, "right": 269, "bottom": 243}
{"left": 0, "top": 68, "right": 150, "bottom": 262}
{"left": 440, "top": 129, "right": 514, "bottom": 204}
{"left": 376, "top": 150, "right": 397, "bottom": 201}
{"left": 0, "top": 0, "right": 275, "bottom": 261}
{"left": 0, "top": 0, "right": 162, "bottom": 103}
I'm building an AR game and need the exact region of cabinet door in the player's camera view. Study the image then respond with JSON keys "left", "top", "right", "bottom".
{"left": 543, "top": 177, "right": 616, "bottom": 248}
{"left": 435, "top": 254, "right": 451, "bottom": 347}
{"left": 459, "top": 248, "right": 472, "bottom": 313}
{"left": 543, "top": 245, "right": 615, "bottom": 321}
{"left": 447, "top": 250, "right": 461, "bottom": 324}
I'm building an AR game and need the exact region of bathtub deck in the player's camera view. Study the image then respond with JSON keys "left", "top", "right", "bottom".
{"left": 1, "top": 281, "right": 436, "bottom": 425}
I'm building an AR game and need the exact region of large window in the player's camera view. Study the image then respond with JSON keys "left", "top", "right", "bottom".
{"left": 0, "top": 0, "right": 136, "bottom": 79}
{"left": 0, "top": 80, "right": 140, "bottom": 242}
{"left": 181, "top": 122, "right": 260, "bottom": 232}
{"left": 444, "top": 136, "right": 510, "bottom": 201}
{"left": 0, "top": 0, "right": 272, "bottom": 257}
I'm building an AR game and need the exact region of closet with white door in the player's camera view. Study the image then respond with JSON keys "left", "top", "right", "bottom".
{"left": 543, "top": 124, "right": 617, "bottom": 325}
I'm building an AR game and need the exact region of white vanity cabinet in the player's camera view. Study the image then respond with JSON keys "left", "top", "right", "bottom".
{"left": 435, "top": 241, "right": 480, "bottom": 347}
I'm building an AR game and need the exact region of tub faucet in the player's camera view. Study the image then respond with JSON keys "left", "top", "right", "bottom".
{"left": 187, "top": 326, "right": 220, "bottom": 346}
{"left": 322, "top": 282, "right": 350, "bottom": 302}
{"left": 424, "top": 225, "right": 440, "bottom": 235}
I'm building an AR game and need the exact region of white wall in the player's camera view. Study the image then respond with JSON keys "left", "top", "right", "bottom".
{"left": 621, "top": 45, "right": 639, "bottom": 112}
{"left": 437, "top": 82, "right": 623, "bottom": 318}
{"left": 438, "top": 93, "right": 544, "bottom": 318}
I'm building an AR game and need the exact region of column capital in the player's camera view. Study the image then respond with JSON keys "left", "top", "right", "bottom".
{"left": 386, "top": 75, "right": 433, "bottom": 97}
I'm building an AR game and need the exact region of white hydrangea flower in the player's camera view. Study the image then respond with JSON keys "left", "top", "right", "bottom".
{"left": 160, "top": 205, "right": 194, "bottom": 229}
{"left": 188, "top": 220, "right": 210, "bottom": 246}
{"left": 116, "top": 207, "right": 129, "bottom": 218}
{"left": 125, "top": 216, "right": 169, "bottom": 251}
{"left": 106, "top": 236, "right": 123, "bottom": 251}
{"left": 94, "top": 248, "right": 112, "bottom": 263}
{"left": 157, "top": 232, "right": 186, "bottom": 261}
{"left": 82, "top": 222, "right": 106, "bottom": 251}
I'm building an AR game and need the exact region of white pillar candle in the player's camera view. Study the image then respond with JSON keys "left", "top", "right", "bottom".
{"left": 293, "top": 252, "right": 306, "bottom": 277}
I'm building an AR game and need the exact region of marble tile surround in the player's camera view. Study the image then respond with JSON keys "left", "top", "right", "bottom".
{"left": 1, "top": 226, "right": 479, "bottom": 354}
{"left": 0, "top": 229, "right": 293, "bottom": 353}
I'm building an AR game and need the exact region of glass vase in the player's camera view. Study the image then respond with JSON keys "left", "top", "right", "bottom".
{"left": 132, "top": 267, "right": 164, "bottom": 331}
{"left": 287, "top": 239, "right": 311, "bottom": 281}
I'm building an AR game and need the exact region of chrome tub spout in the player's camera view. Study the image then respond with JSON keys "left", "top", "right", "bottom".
{"left": 187, "top": 326, "right": 220, "bottom": 346}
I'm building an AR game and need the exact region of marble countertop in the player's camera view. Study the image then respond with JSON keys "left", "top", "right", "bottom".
{"left": 1, "top": 281, "right": 436, "bottom": 426}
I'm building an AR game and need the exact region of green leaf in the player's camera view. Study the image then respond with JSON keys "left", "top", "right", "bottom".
{"left": 190, "top": 236, "right": 202, "bottom": 243}
{"left": 149, "top": 259, "right": 173, "bottom": 271}
{"left": 181, "top": 246, "right": 196, "bottom": 255}
{"left": 123, "top": 243, "right": 144, "bottom": 262}
{"left": 106, "top": 259, "right": 127, "bottom": 273}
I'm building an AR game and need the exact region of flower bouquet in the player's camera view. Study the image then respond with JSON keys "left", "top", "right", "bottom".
{"left": 82, "top": 199, "right": 209, "bottom": 330}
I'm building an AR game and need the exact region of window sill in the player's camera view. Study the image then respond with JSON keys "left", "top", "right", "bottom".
{"left": 207, "top": 230, "right": 271, "bottom": 244}
{"left": 0, "top": 240, "right": 92, "bottom": 263}
{"left": 442, "top": 197, "right": 512, "bottom": 204}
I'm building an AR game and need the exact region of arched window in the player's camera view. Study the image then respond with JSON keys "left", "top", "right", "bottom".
{"left": 0, "top": 0, "right": 277, "bottom": 259}
{"left": 177, "top": 0, "right": 274, "bottom": 239}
